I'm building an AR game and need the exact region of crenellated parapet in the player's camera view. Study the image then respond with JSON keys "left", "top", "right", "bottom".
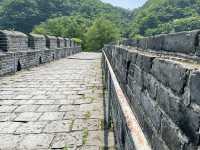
{"left": 0, "top": 30, "right": 28, "bottom": 52}
{"left": 57, "top": 37, "right": 65, "bottom": 48}
{"left": 0, "top": 30, "right": 81, "bottom": 76}
{"left": 45, "top": 35, "right": 58, "bottom": 49}
{"left": 64, "top": 38, "right": 70, "bottom": 48}
{"left": 28, "top": 33, "right": 46, "bottom": 50}
{"left": 121, "top": 30, "right": 200, "bottom": 56}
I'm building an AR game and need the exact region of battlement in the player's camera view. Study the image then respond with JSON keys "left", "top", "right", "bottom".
{"left": 0, "top": 30, "right": 28, "bottom": 52}
{"left": 0, "top": 30, "right": 81, "bottom": 76}
{"left": 121, "top": 30, "right": 200, "bottom": 56}
{"left": 28, "top": 33, "right": 46, "bottom": 50}
{"left": 0, "top": 30, "right": 80, "bottom": 52}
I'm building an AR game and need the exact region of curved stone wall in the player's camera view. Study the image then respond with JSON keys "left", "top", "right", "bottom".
{"left": 104, "top": 30, "right": 200, "bottom": 150}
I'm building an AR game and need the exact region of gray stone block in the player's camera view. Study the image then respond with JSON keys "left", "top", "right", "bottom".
{"left": 57, "top": 37, "right": 65, "bottom": 48}
{"left": 64, "top": 38, "right": 70, "bottom": 48}
{"left": 189, "top": 71, "right": 200, "bottom": 105}
{"left": 138, "top": 37, "right": 148, "bottom": 49}
{"left": 143, "top": 72, "right": 158, "bottom": 99}
{"left": 181, "top": 106, "right": 200, "bottom": 145}
{"left": 28, "top": 33, "right": 46, "bottom": 50}
{"left": 0, "top": 30, "right": 28, "bottom": 52}
{"left": 151, "top": 58, "right": 188, "bottom": 94}
{"left": 152, "top": 133, "right": 170, "bottom": 150}
{"left": 70, "top": 39, "right": 74, "bottom": 48}
{"left": 147, "top": 34, "right": 165, "bottom": 51}
{"left": 136, "top": 54, "right": 155, "bottom": 73}
{"left": 156, "top": 83, "right": 184, "bottom": 124}
{"left": 45, "top": 35, "right": 57, "bottom": 49}
{"left": 133, "top": 66, "right": 143, "bottom": 88}
{"left": 140, "top": 91, "right": 162, "bottom": 132}
{"left": 162, "top": 30, "right": 200, "bottom": 54}
{"left": 161, "top": 116, "right": 189, "bottom": 150}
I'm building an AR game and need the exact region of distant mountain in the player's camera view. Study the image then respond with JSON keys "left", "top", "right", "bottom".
{"left": 130, "top": 0, "right": 200, "bottom": 37}
{"left": 0, "top": 0, "right": 131, "bottom": 33}
{"left": 1, "top": 0, "right": 199, "bottom": 39}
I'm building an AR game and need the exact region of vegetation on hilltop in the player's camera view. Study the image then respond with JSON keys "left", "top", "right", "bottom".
{"left": 84, "top": 18, "right": 120, "bottom": 51}
{"left": 130, "top": 0, "right": 200, "bottom": 37}
{"left": 0, "top": 0, "right": 130, "bottom": 34}
{"left": 0, "top": 0, "right": 200, "bottom": 50}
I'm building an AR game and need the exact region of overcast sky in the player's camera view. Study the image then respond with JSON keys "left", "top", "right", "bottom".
{"left": 101, "top": 0, "right": 148, "bottom": 9}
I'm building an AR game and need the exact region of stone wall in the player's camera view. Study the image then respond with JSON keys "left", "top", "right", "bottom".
{"left": 0, "top": 30, "right": 81, "bottom": 76}
{"left": 120, "top": 30, "right": 200, "bottom": 56}
{"left": 103, "top": 30, "right": 200, "bottom": 150}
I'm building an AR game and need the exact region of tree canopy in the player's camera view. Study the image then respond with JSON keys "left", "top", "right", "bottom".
{"left": 0, "top": 0, "right": 200, "bottom": 50}
{"left": 130, "top": 0, "right": 200, "bottom": 37}
{"left": 0, "top": 0, "right": 130, "bottom": 34}
{"left": 84, "top": 18, "right": 120, "bottom": 51}
{"left": 32, "top": 15, "right": 90, "bottom": 39}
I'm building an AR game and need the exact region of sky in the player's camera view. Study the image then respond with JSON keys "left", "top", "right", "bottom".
{"left": 101, "top": 0, "right": 148, "bottom": 10}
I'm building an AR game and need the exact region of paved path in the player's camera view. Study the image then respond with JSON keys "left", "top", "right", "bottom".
{"left": 0, "top": 52, "right": 115, "bottom": 150}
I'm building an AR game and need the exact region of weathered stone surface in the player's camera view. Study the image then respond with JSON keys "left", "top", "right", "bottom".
{"left": 151, "top": 133, "right": 170, "bottom": 150}
{"left": 161, "top": 116, "right": 189, "bottom": 150}
{"left": 14, "top": 105, "right": 39, "bottom": 112}
{"left": 57, "top": 37, "right": 65, "bottom": 48}
{"left": 19, "top": 134, "right": 54, "bottom": 149}
{"left": 0, "top": 52, "right": 115, "bottom": 149}
{"left": 28, "top": 33, "right": 46, "bottom": 50}
{"left": 136, "top": 54, "right": 155, "bottom": 73}
{"left": 162, "top": 30, "right": 200, "bottom": 54}
{"left": 181, "top": 107, "right": 200, "bottom": 145}
{"left": 0, "top": 134, "right": 23, "bottom": 149}
{"left": 0, "top": 30, "right": 28, "bottom": 52}
{"left": 15, "top": 112, "right": 42, "bottom": 121}
{"left": 189, "top": 71, "right": 200, "bottom": 105}
{"left": 37, "top": 105, "right": 60, "bottom": 112}
{"left": 39, "top": 112, "right": 64, "bottom": 121}
{"left": 51, "top": 132, "right": 83, "bottom": 149}
{"left": 147, "top": 34, "right": 165, "bottom": 51}
{"left": 0, "top": 122, "right": 21, "bottom": 133}
{"left": 140, "top": 92, "right": 162, "bottom": 131}
{"left": 45, "top": 35, "right": 57, "bottom": 49}
{"left": 15, "top": 121, "right": 47, "bottom": 134}
{"left": 0, "top": 113, "right": 17, "bottom": 121}
{"left": 103, "top": 43, "right": 200, "bottom": 150}
{"left": 72, "top": 119, "right": 100, "bottom": 131}
{"left": 151, "top": 58, "right": 188, "bottom": 94}
{"left": 0, "top": 32, "right": 81, "bottom": 76}
{"left": 134, "top": 30, "right": 200, "bottom": 54}
{"left": 0, "top": 105, "right": 17, "bottom": 112}
{"left": 156, "top": 83, "right": 183, "bottom": 124}
{"left": 133, "top": 66, "right": 143, "bottom": 88}
{"left": 143, "top": 72, "right": 158, "bottom": 99}
{"left": 43, "top": 120, "right": 71, "bottom": 133}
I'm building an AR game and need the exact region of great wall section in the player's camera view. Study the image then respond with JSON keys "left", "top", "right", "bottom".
{"left": 0, "top": 29, "right": 200, "bottom": 150}
{"left": 0, "top": 30, "right": 81, "bottom": 76}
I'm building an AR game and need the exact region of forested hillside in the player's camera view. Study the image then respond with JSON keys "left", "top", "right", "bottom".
{"left": 130, "top": 0, "right": 200, "bottom": 37}
{"left": 0, "top": 0, "right": 200, "bottom": 50}
{"left": 0, "top": 0, "right": 130, "bottom": 34}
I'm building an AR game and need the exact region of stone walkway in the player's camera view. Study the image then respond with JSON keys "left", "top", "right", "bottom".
{"left": 0, "top": 52, "right": 115, "bottom": 150}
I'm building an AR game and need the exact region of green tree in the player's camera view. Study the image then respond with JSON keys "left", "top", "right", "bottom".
{"left": 32, "top": 15, "right": 90, "bottom": 39}
{"left": 84, "top": 18, "right": 120, "bottom": 51}
{"left": 0, "top": 0, "right": 130, "bottom": 34}
{"left": 130, "top": 0, "right": 200, "bottom": 37}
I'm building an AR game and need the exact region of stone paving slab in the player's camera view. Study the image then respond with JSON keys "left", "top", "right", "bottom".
{"left": 0, "top": 52, "right": 115, "bottom": 150}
